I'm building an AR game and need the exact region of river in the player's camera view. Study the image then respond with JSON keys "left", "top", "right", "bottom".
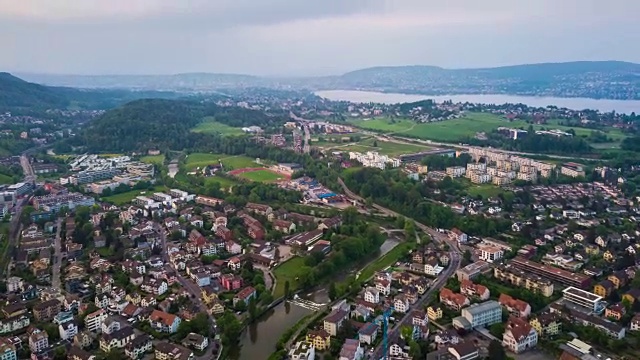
{"left": 228, "top": 289, "right": 329, "bottom": 360}
{"left": 315, "top": 90, "right": 640, "bottom": 114}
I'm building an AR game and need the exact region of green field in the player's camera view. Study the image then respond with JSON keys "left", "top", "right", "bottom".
{"left": 466, "top": 184, "right": 507, "bottom": 199}
{"left": 238, "top": 169, "right": 284, "bottom": 183}
{"left": 0, "top": 174, "right": 13, "bottom": 185}
{"left": 140, "top": 154, "right": 165, "bottom": 165}
{"left": 204, "top": 176, "right": 238, "bottom": 189}
{"left": 328, "top": 137, "right": 431, "bottom": 157}
{"left": 192, "top": 117, "right": 245, "bottom": 136}
{"left": 183, "top": 153, "right": 257, "bottom": 171}
{"left": 349, "top": 117, "right": 416, "bottom": 133}
{"left": 102, "top": 185, "right": 169, "bottom": 205}
{"left": 273, "top": 257, "right": 307, "bottom": 298}
{"left": 357, "top": 242, "right": 414, "bottom": 282}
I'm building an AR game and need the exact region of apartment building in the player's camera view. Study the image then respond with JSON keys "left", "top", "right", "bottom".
{"left": 478, "top": 245, "right": 503, "bottom": 263}
{"left": 85, "top": 309, "right": 108, "bottom": 332}
{"left": 562, "top": 287, "right": 606, "bottom": 315}
{"left": 446, "top": 166, "right": 466, "bottom": 178}
{"left": 509, "top": 257, "right": 591, "bottom": 289}
{"left": 33, "top": 299, "right": 61, "bottom": 322}
{"left": 499, "top": 294, "right": 531, "bottom": 318}
{"left": 561, "top": 163, "right": 586, "bottom": 178}
{"left": 494, "top": 265, "right": 554, "bottom": 297}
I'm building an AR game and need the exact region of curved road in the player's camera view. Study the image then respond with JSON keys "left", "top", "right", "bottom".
{"left": 337, "top": 178, "right": 462, "bottom": 360}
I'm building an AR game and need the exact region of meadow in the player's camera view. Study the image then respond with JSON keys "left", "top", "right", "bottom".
{"left": 102, "top": 185, "right": 169, "bottom": 205}
{"left": 191, "top": 117, "right": 245, "bottom": 136}
{"left": 238, "top": 169, "right": 284, "bottom": 183}
{"left": 139, "top": 154, "right": 165, "bottom": 165}
{"left": 183, "top": 153, "right": 257, "bottom": 171}
{"left": 272, "top": 256, "right": 307, "bottom": 298}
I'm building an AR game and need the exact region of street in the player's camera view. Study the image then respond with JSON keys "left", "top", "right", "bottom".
{"left": 337, "top": 177, "right": 462, "bottom": 360}
{"left": 51, "top": 217, "right": 63, "bottom": 290}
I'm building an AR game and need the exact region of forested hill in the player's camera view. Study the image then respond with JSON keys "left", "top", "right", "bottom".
{"left": 0, "top": 72, "right": 69, "bottom": 111}
{"left": 75, "top": 98, "right": 286, "bottom": 152}
{"left": 0, "top": 72, "right": 182, "bottom": 113}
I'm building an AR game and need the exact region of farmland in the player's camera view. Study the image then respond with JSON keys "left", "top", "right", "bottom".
{"left": 237, "top": 169, "right": 284, "bottom": 183}
{"left": 192, "top": 117, "right": 245, "bottom": 136}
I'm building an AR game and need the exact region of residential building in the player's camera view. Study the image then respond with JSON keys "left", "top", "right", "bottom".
{"left": 0, "top": 338, "right": 16, "bottom": 360}
{"left": 339, "top": 338, "right": 363, "bottom": 360}
{"left": 182, "top": 333, "right": 208, "bottom": 352}
{"left": 509, "top": 257, "right": 591, "bottom": 289}
{"left": 363, "top": 287, "right": 380, "bottom": 304}
{"left": 447, "top": 341, "right": 479, "bottom": 360}
{"left": 562, "top": 287, "right": 606, "bottom": 315}
{"left": 59, "top": 321, "right": 79, "bottom": 341}
{"left": 324, "top": 309, "right": 348, "bottom": 336}
{"left": 529, "top": 313, "right": 561, "bottom": 337}
{"left": 499, "top": 294, "right": 531, "bottom": 318}
{"left": 233, "top": 287, "right": 256, "bottom": 307}
{"left": 478, "top": 245, "right": 503, "bottom": 263}
{"left": 358, "top": 322, "right": 379, "bottom": 345}
{"left": 455, "top": 261, "right": 491, "bottom": 281}
{"left": 440, "top": 288, "right": 469, "bottom": 311}
{"left": 154, "top": 342, "right": 193, "bottom": 360}
{"left": 33, "top": 299, "right": 61, "bottom": 322}
{"left": 494, "top": 265, "right": 554, "bottom": 297}
{"left": 149, "top": 310, "right": 181, "bottom": 334}
{"left": 289, "top": 341, "right": 315, "bottom": 360}
{"left": 427, "top": 306, "right": 443, "bottom": 321}
{"left": 99, "top": 326, "right": 135, "bottom": 352}
{"left": 449, "top": 228, "right": 467, "bottom": 243}
{"left": 605, "top": 303, "right": 626, "bottom": 321}
{"left": 502, "top": 317, "right": 538, "bottom": 353}
{"left": 29, "top": 329, "right": 49, "bottom": 354}
{"left": 549, "top": 303, "right": 625, "bottom": 339}
{"left": 68, "top": 346, "right": 95, "bottom": 360}
{"left": 460, "top": 280, "right": 490, "bottom": 301}
{"left": 125, "top": 334, "right": 152, "bottom": 359}
{"left": 594, "top": 280, "right": 615, "bottom": 298}
{"left": 306, "top": 330, "right": 331, "bottom": 351}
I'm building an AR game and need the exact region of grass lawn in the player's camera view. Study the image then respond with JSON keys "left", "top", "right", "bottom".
{"left": 140, "top": 154, "right": 165, "bottom": 165}
{"left": 466, "top": 184, "right": 507, "bottom": 199}
{"left": 102, "top": 185, "right": 169, "bottom": 205}
{"left": 0, "top": 174, "right": 13, "bottom": 185}
{"left": 204, "top": 176, "right": 238, "bottom": 188}
{"left": 357, "top": 138, "right": 431, "bottom": 156}
{"left": 183, "top": 153, "right": 256, "bottom": 171}
{"left": 348, "top": 117, "right": 416, "bottom": 133}
{"left": 357, "top": 242, "right": 414, "bottom": 282}
{"left": 238, "top": 169, "right": 284, "bottom": 183}
{"left": 273, "top": 257, "right": 307, "bottom": 298}
{"left": 192, "top": 117, "right": 245, "bottom": 136}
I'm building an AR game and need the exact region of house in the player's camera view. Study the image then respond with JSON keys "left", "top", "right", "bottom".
{"left": 449, "top": 228, "right": 468, "bottom": 243}
{"left": 318, "top": 216, "right": 342, "bottom": 230}
{"left": 460, "top": 280, "right": 490, "bottom": 301}
{"left": 605, "top": 303, "right": 626, "bottom": 321}
{"left": 435, "top": 329, "right": 461, "bottom": 346}
{"left": 59, "top": 321, "right": 79, "bottom": 340}
{"left": 154, "top": 342, "right": 193, "bottom": 360}
{"left": 306, "top": 329, "right": 331, "bottom": 351}
{"left": 358, "top": 322, "right": 379, "bottom": 345}
{"left": 448, "top": 341, "right": 479, "bottom": 360}
{"left": 427, "top": 306, "right": 443, "bottom": 321}
{"left": 245, "top": 202, "right": 273, "bottom": 216}
{"left": 182, "top": 333, "right": 209, "bottom": 351}
{"left": 608, "top": 271, "right": 629, "bottom": 289}
{"left": 375, "top": 279, "right": 391, "bottom": 296}
{"left": 529, "top": 313, "right": 561, "bottom": 337}
{"left": 220, "top": 274, "right": 243, "bottom": 291}
{"left": 74, "top": 330, "right": 94, "bottom": 350}
{"left": 595, "top": 236, "right": 609, "bottom": 248}
{"left": 149, "top": 310, "right": 181, "bottom": 334}
{"left": 423, "top": 258, "right": 445, "bottom": 276}
{"left": 324, "top": 309, "right": 349, "bottom": 336}
{"left": 623, "top": 288, "right": 640, "bottom": 304}
{"left": 125, "top": 334, "right": 152, "bottom": 359}
{"left": 228, "top": 256, "right": 242, "bottom": 271}
{"left": 289, "top": 341, "right": 315, "bottom": 360}
{"left": 594, "top": 280, "right": 615, "bottom": 298}
{"left": 233, "top": 287, "right": 256, "bottom": 306}
{"left": 29, "top": 329, "right": 49, "bottom": 354}
{"left": 339, "top": 338, "right": 363, "bottom": 360}
{"left": 499, "top": 294, "right": 531, "bottom": 318}
{"left": 68, "top": 346, "right": 96, "bottom": 360}
{"left": 440, "top": 288, "right": 469, "bottom": 311}
{"left": 273, "top": 219, "right": 296, "bottom": 234}
{"left": 631, "top": 314, "right": 640, "bottom": 332}
{"left": 394, "top": 295, "right": 410, "bottom": 314}
{"left": 502, "top": 317, "right": 538, "bottom": 353}
{"left": 225, "top": 240, "right": 242, "bottom": 255}
{"left": 363, "top": 287, "right": 380, "bottom": 304}
{"left": 99, "top": 326, "right": 135, "bottom": 352}
{"left": 603, "top": 250, "right": 615, "bottom": 262}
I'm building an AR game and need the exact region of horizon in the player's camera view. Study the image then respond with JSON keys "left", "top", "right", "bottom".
{"left": 2, "top": 1, "right": 639, "bottom": 76}
{"left": 11, "top": 59, "right": 640, "bottom": 78}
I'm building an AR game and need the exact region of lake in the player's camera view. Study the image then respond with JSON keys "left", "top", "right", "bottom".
{"left": 315, "top": 90, "right": 640, "bottom": 114}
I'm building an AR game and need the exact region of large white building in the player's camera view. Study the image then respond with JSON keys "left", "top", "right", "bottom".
{"left": 478, "top": 245, "right": 504, "bottom": 263}
{"left": 502, "top": 317, "right": 538, "bottom": 353}
{"left": 562, "top": 287, "right": 606, "bottom": 315}
{"left": 456, "top": 300, "right": 502, "bottom": 330}
{"left": 349, "top": 151, "right": 400, "bottom": 170}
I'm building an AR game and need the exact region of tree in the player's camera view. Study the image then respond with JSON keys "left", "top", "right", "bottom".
{"left": 404, "top": 219, "right": 416, "bottom": 238}
{"left": 488, "top": 340, "right": 506, "bottom": 360}
{"left": 395, "top": 215, "right": 406, "bottom": 229}
{"left": 219, "top": 311, "right": 242, "bottom": 346}
{"left": 328, "top": 282, "right": 337, "bottom": 301}
{"left": 489, "top": 322, "right": 505, "bottom": 338}
{"left": 284, "top": 280, "right": 291, "bottom": 300}
{"left": 409, "top": 340, "right": 423, "bottom": 360}
{"left": 248, "top": 297, "right": 258, "bottom": 321}
{"left": 463, "top": 250, "right": 472, "bottom": 264}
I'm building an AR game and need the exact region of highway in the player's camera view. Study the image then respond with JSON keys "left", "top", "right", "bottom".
{"left": 337, "top": 178, "right": 462, "bottom": 360}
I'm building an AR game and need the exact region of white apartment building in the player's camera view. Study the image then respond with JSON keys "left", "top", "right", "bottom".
{"left": 85, "top": 309, "right": 108, "bottom": 332}
{"left": 562, "top": 287, "right": 606, "bottom": 314}
{"left": 478, "top": 245, "right": 504, "bottom": 263}
{"left": 349, "top": 151, "right": 400, "bottom": 170}
{"left": 459, "top": 301, "right": 502, "bottom": 329}
{"left": 446, "top": 166, "right": 466, "bottom": 178}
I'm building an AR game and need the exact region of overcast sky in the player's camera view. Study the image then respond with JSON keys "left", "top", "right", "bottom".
{"left": 1, "top": 0, "right": 639, "bottom": 76}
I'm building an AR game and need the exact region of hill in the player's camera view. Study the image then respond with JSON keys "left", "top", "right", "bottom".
{"left": 0, "top": 72, "right": 69, "bottom": 110}
{"left": 20, "top": 61, "right": 640, "bottom": 100}
{"left": 77, "top": 98, "right": 287, "bottom": 152}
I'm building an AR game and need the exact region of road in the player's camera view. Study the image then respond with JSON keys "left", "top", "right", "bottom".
{"left": 51, "top": 217, "right": 63, "bottom": 290}
{"left": 156, "top": 224, "right": 217, "bottom": 360}
{"left": 289, "top": 112, "right": 311, "bottom": 154}
{"left": 337, "top": 178, "right": 462, "bottom": 360}
{"left": 1, "top": 153, "right": 35, "bottom": 279}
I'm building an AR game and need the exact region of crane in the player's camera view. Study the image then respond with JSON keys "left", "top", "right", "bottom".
{"left": 382, "top": 305, "right": 395, "bottom": 360}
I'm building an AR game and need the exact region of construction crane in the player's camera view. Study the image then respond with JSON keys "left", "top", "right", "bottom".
{"left": 382, "top": 305, "right": 395, "bottom": 360}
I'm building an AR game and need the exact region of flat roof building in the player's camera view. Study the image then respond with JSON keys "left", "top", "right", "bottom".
{"left": 510, "top": 257, "right": 591, "bottom": 289}
{"left": 562, "top": 287, "right": 606, "bottom": 315}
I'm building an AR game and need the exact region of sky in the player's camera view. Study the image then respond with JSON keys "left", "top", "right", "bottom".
{"left": 1, "top": 0, "right": 639, "bottom": 76}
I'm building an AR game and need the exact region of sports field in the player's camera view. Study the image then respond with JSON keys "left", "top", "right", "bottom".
{"left": 183, "top": 153, "right": 257, "bottom": 171}
{"left": 192, "top": 117, "right": 245, "bottom": 136}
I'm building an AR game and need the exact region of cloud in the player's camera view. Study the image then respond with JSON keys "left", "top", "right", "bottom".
{"left": 0, "top": 0, "right": 639, "bottom": 75}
